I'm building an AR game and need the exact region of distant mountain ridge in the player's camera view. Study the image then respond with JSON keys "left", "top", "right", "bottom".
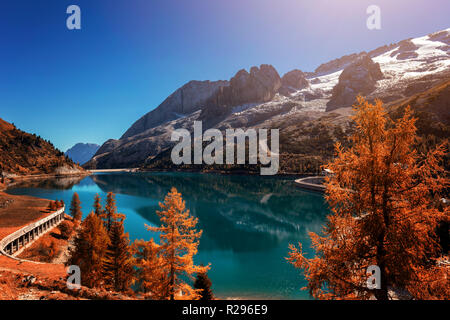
{"left": 65, "top": 143, "right": 100, "bottom": 165}
{"left": 84, "top": 28, "right": 450, "bottom": 172}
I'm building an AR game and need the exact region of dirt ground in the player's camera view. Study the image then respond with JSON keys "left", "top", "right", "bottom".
{"left": 0, "top": 191, "right": 53, "bottom": 239}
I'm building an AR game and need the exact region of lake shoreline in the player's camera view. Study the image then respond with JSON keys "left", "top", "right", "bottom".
{"left": 5, "top": 171, "right": 327, "bottom": 299}
{"left": 0, "top": 171, "right": 91, "bottom": 192}
{"left": 138, "top": 167, "right": 320, "bottom": 179}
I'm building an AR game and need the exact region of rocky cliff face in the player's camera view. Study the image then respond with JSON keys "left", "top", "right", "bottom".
{"left": 326, "top": 55, "right": 383, "bottom": 111}
{"left": 200, "top": 64, "right": 282, "bottom": 122}
{"left": 122, "top": 80, "right": 228, "bottom": 139}
{"left": 278, "top": 70, "right": 310, "bottom": 96}
{"left": 281, "top": 70, "right": 309, "bottom": 89}
{"left": 312, "top": 53, "right": 366, "bottom": 77}
{"left": 85, "top": 64, "right": 283, "bottom": 169}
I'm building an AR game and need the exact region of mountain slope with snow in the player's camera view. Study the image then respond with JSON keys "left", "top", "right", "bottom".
{"left": 85, "top": 28, "right": 450, "bottom": 171}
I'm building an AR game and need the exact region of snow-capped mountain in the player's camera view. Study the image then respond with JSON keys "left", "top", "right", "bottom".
{"left": 84, "top": 28, "right": 450, "bottom": 171}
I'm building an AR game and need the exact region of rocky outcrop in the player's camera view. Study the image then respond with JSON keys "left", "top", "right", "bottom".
{"left": 200, "top": 64, "right": 281, "bottom": 121}
{"left": 281, "top": 70, "right": 309, "bottom": 89}
{"left": 390, "top": 39, "right": 418, "bottom": 60}
{"left": 121, "top": 80, "right": 228, "bottom": 139}
{"left": 313, "top": 53, "right": 366, "bottom": 77}
{"left": 428, "top": 29, "right": 450, "bottom": 45}
{"left": 278, "top": 70, "right": 309, "bottom": 96}
{"left": 326, "top": 55, "right": 383, "bottom": 111}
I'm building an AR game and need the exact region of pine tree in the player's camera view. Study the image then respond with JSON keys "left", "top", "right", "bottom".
{"left": 70, "top": 193, "right": 82, "bottom": 222}
{"left": 147, "top": 187, "right": 209, "bottom": 300}
{"left": 68, "top": 212, "right": 110, "bottom": 288}
{"left": 102, "top": 219, "right": 134, "bottom": 292}
{"left": 287, "top": 97, "right": 449, "bottom": 300}
{"left": 93, "top": 193, "right": 104, "bottom": 217}
{"left": 194, "top": 269, "right": 214, "bottom": 300}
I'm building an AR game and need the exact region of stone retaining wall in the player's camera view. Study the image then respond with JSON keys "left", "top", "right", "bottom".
{"left": 0, "top": 207, "right": 65, "bottom": 262}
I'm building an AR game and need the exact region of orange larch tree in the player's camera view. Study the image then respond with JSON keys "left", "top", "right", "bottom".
{"left": 93, "top": 193, "right": 104, "bottom": 217}
{"left": 102, "top": 218, "right": 134, "bottom": 292}
{"left": 132, "top": 238, "right": 168, "bottom": 299}
{"left": 102, "top": 192, "right": 125, "bottom": 232}
{"left": 68, "top": 212, "right": 110, "bottom": 288}
{"left": 70, "top": 192, "right": 83, "bottom": 222}
{"left": 287, "top": 97, "right": 449, "bottom": 300}
{"left": 147, "top": 187, "right": 209, "bottom": 300}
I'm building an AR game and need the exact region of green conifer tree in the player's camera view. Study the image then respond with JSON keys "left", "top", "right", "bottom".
{"left": 194, "top": 269, "right": 214, "bottom": 300}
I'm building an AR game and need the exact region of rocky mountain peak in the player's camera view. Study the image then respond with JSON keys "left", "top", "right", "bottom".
{"left": 200, "top": 64, "right": 282, "bottom": 122}
{"left": 279, "top": 69, "right": 310, "bottom": 96}
{"left": 121, "top": 79, "right": 228, "bottom": 139}
{"left": 326, "top": 55, "right": 383, "bottom": 111}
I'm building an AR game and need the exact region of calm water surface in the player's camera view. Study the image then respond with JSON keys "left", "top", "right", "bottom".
{"left": 7, "top": 172, "right": 329, "bottom": 299}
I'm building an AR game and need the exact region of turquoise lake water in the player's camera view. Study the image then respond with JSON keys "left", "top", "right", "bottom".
{"left": 7, "top": 172, "right": 329, "bottom": 299}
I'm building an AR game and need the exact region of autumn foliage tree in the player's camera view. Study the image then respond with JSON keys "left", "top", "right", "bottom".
{"left": 288, "top": 97, "right": 449, "bottom": 300}
{"left": 70, "top": 192, "right": 83, "bottom": 222}
{"left": 132, "top": 238, "right": 168, "bottom": 299}
{"left": 102, "top": 218, "right": 135, "bottom": 292}
{"left": 102, "top": 192, "right": 125, "bottom": 232}
{"left": 68, "top": 212, "right": 110, "bottom": 288}
{"left": 58, "top": 220, "right": 74, "bottom": 240}
{"left": 93, "top": 193, "right": 104, "bottom": 217}
{"left": 145, "top": 187, "right": 209, "bottom": 300}
{"left": 47, "top": 200, "right": 61, "bottom": 212}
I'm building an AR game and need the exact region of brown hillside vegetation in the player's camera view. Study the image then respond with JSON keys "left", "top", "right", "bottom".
{"left": 0, "top": 118, "right": 83, "bottom": 177}
{"left": 388, "top": 79, "right": 450, "bottom": 135}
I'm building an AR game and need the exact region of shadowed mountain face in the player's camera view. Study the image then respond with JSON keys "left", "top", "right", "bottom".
{"left": 85, "top": 29, "right": 450, "bottom": 172}
{"left": 65, "top": 143, "right": 100, "bottom": 165}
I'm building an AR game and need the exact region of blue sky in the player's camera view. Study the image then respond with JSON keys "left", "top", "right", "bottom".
{"left": 0, "top": 0, "right": 449, "bottom": 151}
